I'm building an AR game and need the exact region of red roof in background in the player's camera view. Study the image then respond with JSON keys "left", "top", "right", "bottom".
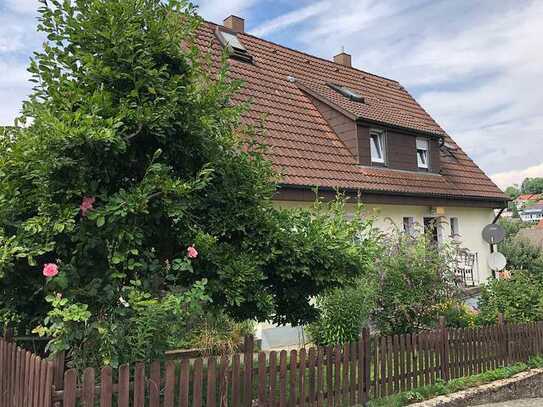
{"left": 538, "top": 219, "right": 543, "bottom": 229}
{"left": 196, "top": 22, "right": 508, "bottom": 202}
{"left": 516, "top": 194, "right": 541, "bottom": 201}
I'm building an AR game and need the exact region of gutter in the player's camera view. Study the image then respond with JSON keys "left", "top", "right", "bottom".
{"left": 276, "top": 183, "right": 510, "bottom": 207}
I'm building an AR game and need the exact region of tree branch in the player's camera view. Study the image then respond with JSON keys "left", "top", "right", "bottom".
{"left": 124, "top": 123, "right": 143, "bottom": 142}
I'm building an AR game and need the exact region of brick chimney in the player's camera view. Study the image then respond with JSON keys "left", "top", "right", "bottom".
{"left": 334, "top": 51, "right": 352, "bottom": 68}
{"left": 223, "top": 15, "right": 245, "bottom": 33}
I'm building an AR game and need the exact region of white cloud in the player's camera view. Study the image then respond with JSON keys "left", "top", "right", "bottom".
{"left": 5, "top": 0, "right": 40, "bottom": 15}
{"left": 259, "top": 0, "right": 543, "bottom": 177}
{"left": 251, "top": 2, "right": 330, "bottom": 37}
{"left": 492, "top": 162, "right": 543, "bottom": 190}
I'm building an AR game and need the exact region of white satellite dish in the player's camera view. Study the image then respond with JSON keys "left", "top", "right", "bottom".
{"left": 488, "top": 252, "right": 507, "bottom": 271}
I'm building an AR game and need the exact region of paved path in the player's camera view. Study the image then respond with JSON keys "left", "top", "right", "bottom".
{"left": 477, "top": 399, "right": 543, "bottom": 406}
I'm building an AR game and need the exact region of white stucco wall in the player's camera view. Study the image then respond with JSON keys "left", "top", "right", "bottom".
{"left": 274, "top": 200, "right": 496, "bottom": 283}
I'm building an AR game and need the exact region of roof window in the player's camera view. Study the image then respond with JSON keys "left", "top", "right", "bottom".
{"left": 215, "top": 27, "right": 253, "bottom": 63}
{"left": 328, "top": 83, "right": 364, "bottom": 103}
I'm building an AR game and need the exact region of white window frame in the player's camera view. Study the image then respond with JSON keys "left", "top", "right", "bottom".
{"left": 416, "top": 138, "right": 429, "bottom": 169}
{"left": 370, "top": 129, "right": 386, "bottom": 164}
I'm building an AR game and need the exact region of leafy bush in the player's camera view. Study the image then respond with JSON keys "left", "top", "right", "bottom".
{"left": 373, "top": 229, "right": 459, "bottom": 335}
{"left": 498, "top": 236, "right": 543, "bottom": 277}
{"left": 477, "top": 271, "right": 543, "bottom": 324}
{"left": 437, "top": 300, "right": 477, "bottom": 328}
{"left": 306, "top": 277, "right": 377, "bottom": 346}
{"left": 34, "top": 280, "right": 210, "bottom": 369}
{"left": 188, "top": 312, "right": 255, "bottom": 356}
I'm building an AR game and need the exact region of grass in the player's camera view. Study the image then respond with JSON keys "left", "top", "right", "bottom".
{"left": 367, "top": 355, "right": 543, "bottom": 407}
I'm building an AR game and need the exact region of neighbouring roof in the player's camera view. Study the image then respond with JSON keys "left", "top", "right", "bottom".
{"left": 195, "top": 21, "right": 508, "bottom": 203}
{"left": 516, "top": 194, "right": 541, "bottom": 202}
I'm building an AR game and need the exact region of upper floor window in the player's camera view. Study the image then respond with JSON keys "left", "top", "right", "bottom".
{"left": 416, "top": 138, "right": 429, "bottom": 169}
{"left": 370, "top": 130, "right": 386, "bottom": 164}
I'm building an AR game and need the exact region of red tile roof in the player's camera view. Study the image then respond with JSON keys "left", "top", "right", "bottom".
{"left": 515, "top": 194, "right": 541, "bottom": 202}
{"left": 196, "top": 22, "right": 508, "bottom": 203}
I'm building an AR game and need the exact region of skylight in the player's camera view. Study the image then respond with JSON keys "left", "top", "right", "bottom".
{"left": 328, "top": 83, "right": 364, "bottom": 103}
{"left": 215, "top": 27, "right": 253, "bottom": 63}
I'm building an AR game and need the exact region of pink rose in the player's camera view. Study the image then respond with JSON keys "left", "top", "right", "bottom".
{"left": 187, "top": 245, "right": 198, "bottom": 259}
{"left": 80, "top": 196, "right": 96, "bottom": 216}
{"left": 42, "top": 263, "right": 59, "bottom": 278}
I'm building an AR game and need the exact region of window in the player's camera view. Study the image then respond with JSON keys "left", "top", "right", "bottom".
{"left": 450, "top": 217, "right": 459, "bottom": 237}
{"left": 403, "top": 217, "right": 415, "bottom": 236}
{"left": 424, "top": 217, "right": 439, "bottom": 245}
{"left": 370, "top": 130, "right": 386, "bottom": 164}
{"left": 215, "top": 27, "right": 253, "bottom": 63}
{"left": 416, "top": 138, "right": 429, "bottom": 169}
{"left": 328, "top": 83, "right": 364, "bottom": 103}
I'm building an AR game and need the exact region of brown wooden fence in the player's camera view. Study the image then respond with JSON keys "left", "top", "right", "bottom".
{"left": 0, "top": 338, "right": 55, "bottom": 407}
{"left": 2, "top": 319, "right": 543, "bottom": 406}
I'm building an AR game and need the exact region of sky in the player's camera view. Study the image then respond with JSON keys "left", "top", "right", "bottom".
{"left": 1, "top": 0, "right": 542, "bottom": 189}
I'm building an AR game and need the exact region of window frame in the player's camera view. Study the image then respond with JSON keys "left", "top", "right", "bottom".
{"left": 403, "top": 216, "right": 416, "bottom": 237}
{"left": 370, "top": 129, "right": 387, "bottom": 164}
{"left": 450, "top": 217, "right": 460, "bottom": 238}
{"left": 416, "top": 137, "right": 430, "bottom": 170}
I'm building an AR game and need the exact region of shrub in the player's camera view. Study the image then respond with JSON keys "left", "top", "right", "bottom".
{"left": 306, "top": 277, "right": 377, "bottom": 346}
{"left": 498, "top": 236, "right": 543, "bottom": 277}
{"left": 188, "top": 312, "right": 255, "bottom": 356}
{"left": 34, "top": 280, "right": 210, "bottom": 369}
{"left": 477, "top": 271, "right": 543, "bottom": 324}
{"left": 437, "top": 300, "right": 477, "bottom": 328}
{"left": 373, "top": 229, "right": 460, "bottom": 335}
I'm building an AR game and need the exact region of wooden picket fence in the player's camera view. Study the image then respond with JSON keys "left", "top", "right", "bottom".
{"left": 0, "top": 339, "right": 55, "bottom": 407}
{"left": 2, "top": 319, "right": 543, "bottom": 406}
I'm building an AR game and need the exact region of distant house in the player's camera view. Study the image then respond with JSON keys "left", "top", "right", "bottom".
{"left": 514, "top": 194, "right": 541, "bottom": 210}
{"left": 520, "top": 203, "right": 543, "bottom": 222}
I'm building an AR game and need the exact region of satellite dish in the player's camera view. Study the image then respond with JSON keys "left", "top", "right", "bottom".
{"left": 482, "top": 224, "right": 505, "bottom": 244}
{"left": 488, "top": 252, "right": 507, "bottom": 271}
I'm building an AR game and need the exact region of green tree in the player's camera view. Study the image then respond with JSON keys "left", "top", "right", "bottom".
{"left": 505, "top": 185, "right": 520, "bottom": 199}
{"left": 521, "top": 178, "right": 543, "bottom": 195}
{"left": 0, "top": 0, "right": 377, "bottom": 365}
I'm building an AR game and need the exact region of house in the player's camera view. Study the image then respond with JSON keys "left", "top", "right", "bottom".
{"left": 514, "top": 194, "right": 541, "bottom": 210}
{"left": 197, "top": 15, "right": 508, "bottom": 279}
{"left": 519, "top": 203, "right": 543, "bottom": 222}
{"left": 196, "top": 16, "right": 508, "bottom": 346}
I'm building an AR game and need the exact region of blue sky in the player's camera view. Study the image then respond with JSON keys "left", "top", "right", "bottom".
{"left": 1, "top": 0, "right": 542, "bottom": 188}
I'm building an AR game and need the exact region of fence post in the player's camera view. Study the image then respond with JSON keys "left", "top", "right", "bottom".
{"left": 4, "top": 326, "right": 13, "bottom": 342}
{"left": 439, "top": 317, "right": 450, "bottom": 382}
{"left": 243, "top": 335, "right": 254, "bottom": 407}
{"left": 51, "top": 350, "right": 66, "bottom": 407}
{"left": 361, "top": 327, "right": 370, "bottom": 405}
{"left": 497, "top": 313, "right": 510, "bottom": 365}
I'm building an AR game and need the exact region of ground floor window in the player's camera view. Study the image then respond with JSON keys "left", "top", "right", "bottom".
{"left": 423, "top": 217, "right": 440, "bottom": 245}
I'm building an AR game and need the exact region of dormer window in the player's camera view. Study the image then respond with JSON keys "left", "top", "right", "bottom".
{"left": 416, "top": 138, "right": 429, "bottom": 169}
{"left": 370, "top": 129, "right": 386, "bottom": 164}
{"left": 215, "top": 27, "right": 253, "bottom": 63}
{"left": 328, "top": 83, "right": 364, "bottom": 103}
